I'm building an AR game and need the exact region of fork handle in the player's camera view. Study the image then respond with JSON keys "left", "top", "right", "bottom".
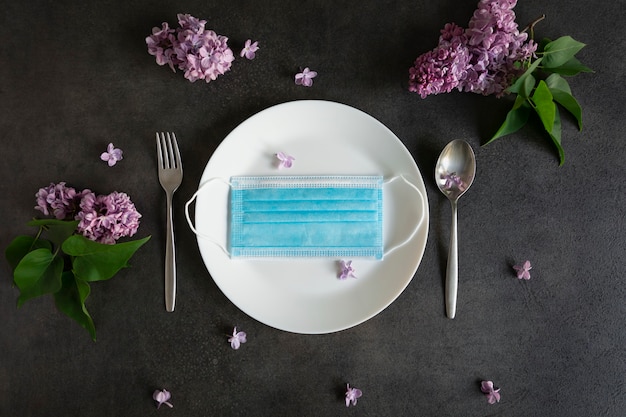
{"left": 165, "top": 193, "right": 176, "bottom": 312}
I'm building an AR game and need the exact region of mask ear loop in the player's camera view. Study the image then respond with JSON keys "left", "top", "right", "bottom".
{"left": 184, "top": 177, "right": 232, "bottom": 256}
{"left": 382, "top": 174, "right": 426, "bottom": 257}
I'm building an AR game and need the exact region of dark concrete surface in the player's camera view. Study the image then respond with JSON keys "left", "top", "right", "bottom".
{"left": 1, "top": 0, "right": 624, "bottom": 416}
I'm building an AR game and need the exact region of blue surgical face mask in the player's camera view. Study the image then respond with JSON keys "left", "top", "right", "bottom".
{"left": 230, "top": 175, "right": 384, "bottom": 258}
{"left": 186, "top": 174, "right": 424, "bottom": 260}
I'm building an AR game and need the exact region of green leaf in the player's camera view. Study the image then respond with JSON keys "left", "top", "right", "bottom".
{"left": 546, "top": 74, "right": 583, "bottom": 130}
{"left": 506, "top": 58, "right": 543, "bottom": 95}
{"left": 13, "top": 248, "right": 64, "bottom": 307}
{"left": 62, "top": 235, "right": 151, "bottom": 282}
{"left": 521, "top": 73, "right": 536, "bottom": 99}
{"left": 5, "top": 235, "right": 52, "bottom": 271}
{"left": 530, "top": 80, "right": 556, "bottom": 133}
{"left": 485, "top": 95, "right": 531, "bottom": 144}
{"left": 544, "top": 56, "right": 594, "bottom": 76}
{"left": 549, "top": 108, "right": 565, "bottom": 166}
{"left": 27, "top": 219, "right": 79, "bottom": 248}
{"left": 54, "top": 272, "right": 96, "bottom": 341}
{"left": 541, "top": 36, "right": 586, "bottom": 68}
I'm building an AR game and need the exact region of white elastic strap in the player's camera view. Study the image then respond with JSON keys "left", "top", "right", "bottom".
{"left": 184, "top": 177, "right": 232, "bottom": 256}
{"left": 382, "top": 174, "right": 426, "bottom": 257}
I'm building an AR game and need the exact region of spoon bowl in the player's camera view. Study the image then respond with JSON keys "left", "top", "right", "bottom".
{"left": 435, "top": 140, "right": 476, "bottom": 319}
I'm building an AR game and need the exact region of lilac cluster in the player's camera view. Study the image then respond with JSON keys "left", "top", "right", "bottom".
{"left": 146, "top": 13, "right": 235, "bottom": 83}
{"left": 409, "top": 0, "right": 537, "bottom": 98}
{"left": 35, "top": 182, "right": 88, "bottom": 220}
{"left": 76, "top": 191, "right": 142, "bottom": 244}
{"left": 35, "top": 183, "right": 141, "bottom": 244}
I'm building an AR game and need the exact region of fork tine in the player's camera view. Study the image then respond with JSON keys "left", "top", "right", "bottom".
{"left": 156, "top": 132, "right": 162, "bottom": 168}
{"left": 165, "top": 132, "right": 173, "bottom": 169}
{"left": 163, "top": 132, "right": 173, "bottom": 169}
{"left": 170, "top": 132, "right": 181, "bottom": 170}
{"left": 172, "top": 132, "right": 183, "bottom": 169}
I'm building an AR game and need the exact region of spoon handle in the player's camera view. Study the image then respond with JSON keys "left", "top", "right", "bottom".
{"left": 446, "top": 201, "right": 458, "bottom": 319}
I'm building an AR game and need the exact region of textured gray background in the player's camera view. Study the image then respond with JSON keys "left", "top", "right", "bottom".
{"left": 1, "top": 0, "right": 624, "bottom": 416}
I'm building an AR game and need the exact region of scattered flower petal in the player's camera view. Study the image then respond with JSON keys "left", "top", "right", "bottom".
{"left": 513, "top": 260, "right": 532, "bottom": 280}
{"left": 153, "top": 389, "right": 173, "bottom": 409}
{"left": 100, "top": 143, "right": 123, "bottom": 166}
{"left": 345, "top": 383, "right": 362, "bottom": 407}
{"left": 480, "top": 380, "right": 501, "bottom": 404}
{"left": 240, "top": 39, "right": 259, "bottom": 60}
{"left": 295, "top": 67, "right": 317, "bottom": 87}
{"left": 339, "top": 260, "right": 357, "bottom": 280}
{"left": 275, "top": 152, "right": 295, "bottom": 169}
{"left": 228, "top": 327, "right": 247, "bottom": 350}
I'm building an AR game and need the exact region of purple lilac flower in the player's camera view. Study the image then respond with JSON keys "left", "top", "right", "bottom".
{"left": 295, "top": 67, "right": 317, "bottom": 87}
{"left": 153, "top": 389, "right": 173, "bottom": 409}
{"left": 513, "top": 260, "right": 532, "bottom": 280}
{"left": 76, "top": 191, "right": 141, "bottom": 244}
{"left": 34, "top": 182, "right": 88, "bottom": 220}
{"left": 177, "top": 13, "right": 206, "bottom": 33}
{"left": 339, "top": 260, "right": 357, "bottom": 280}
{"left": 480, "top": 380, "right": 501, "bottom": 404}
{"left": 240, "top": 39, "right": 259, "bottom": 60}
{"left": 275, "top": 152, "right": 295, "bottom": 169}
{"left": 146, "top": 22, "right": 176, "bottom": 71}
{"left": 409, "top": 25, "right": 471, "bottom": 98}
{"left": 228, "top": 327, "right": 247, "bottom": 350}
{"left": 409, "top": 0, "right": 537, "bottom": 98}
{"left": 100, "top": 143, "right": 123, "bottom": 166}
{"left": 146, "top": 14, "right": 235, "bottom": 83}
{"left": 345, "top": 384, "right": 362, "bottom": 407}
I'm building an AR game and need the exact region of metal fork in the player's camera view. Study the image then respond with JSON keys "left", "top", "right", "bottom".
{"left": 156, "top": 132, "right": 183, "bottom": 312}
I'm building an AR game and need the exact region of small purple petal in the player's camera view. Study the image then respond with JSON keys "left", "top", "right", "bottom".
{"left": 345, "top": 384, "right": 362, "bottom": 407}
{"left": 480, "top": 380, "right": 500, "bottom": 404}
{"left": 294, "top": 67, "right": 317, "bottom": 87}
{"left": 487, "top": 390, "right": 501, "bottom": 404}
{"left": 480, "top": 380, "right": 494, "bottom": 393}
{"left": 228, "top": 327, "right": 247, "bottom": 350}
{"left": 100, "top": 142, "right": 123, "bottom": 167}
{"left": 153, "top": 389, "right": 173, "bottom": 409}
{"left": 276, "top": 152, "right": 295, "bottom": 169}
{"left": 339, "top": 260, "right": 357, "bottom": 280}
{"left": 513, "top": 260, "right": 532, "bottom": 280}
{"left": 240, "top": 39, "right": 259, "bottom": 60}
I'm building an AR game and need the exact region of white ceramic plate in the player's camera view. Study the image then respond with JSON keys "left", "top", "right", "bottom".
{"left": 192, "top": 100, "right": 429, "bottom": 333}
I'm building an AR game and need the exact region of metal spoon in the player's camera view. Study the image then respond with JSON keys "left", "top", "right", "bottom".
{"left": 435, "top": 140, "right": 476, "bottom": 319}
